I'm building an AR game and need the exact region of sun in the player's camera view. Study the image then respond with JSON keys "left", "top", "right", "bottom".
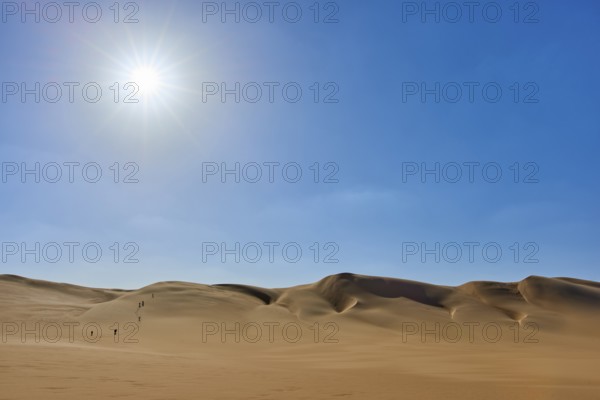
{"left": 89, "top": 27, "right": 198, "bottom": 133}
{"left": 130, "top": 66, "right": 162, "bottom": 97}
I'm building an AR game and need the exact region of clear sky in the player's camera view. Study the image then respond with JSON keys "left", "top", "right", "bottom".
{"left": 1, "top": 0, "right": 599, "bottom": 289}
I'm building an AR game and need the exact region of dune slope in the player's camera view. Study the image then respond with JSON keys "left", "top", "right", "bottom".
{"left": 1, "top": 273, "right": 599, "bottom": 400}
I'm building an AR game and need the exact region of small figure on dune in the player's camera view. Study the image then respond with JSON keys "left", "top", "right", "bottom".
{"left": 138, "top": 316, "right": 141, "bottom": 322}
{"left": 114, "top": 329, "right": 118, "bottom": 336}
{"left": 142, "top": 301, "right": 145, "bottom": 307}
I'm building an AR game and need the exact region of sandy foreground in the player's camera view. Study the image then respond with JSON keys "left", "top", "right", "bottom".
{"left": 1, "top": 273, "right": 599, "bottom": 399}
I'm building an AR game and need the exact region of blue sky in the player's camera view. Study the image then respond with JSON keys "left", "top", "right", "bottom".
{"left": 1, "top": 0, "right": 599, "bottom": 288}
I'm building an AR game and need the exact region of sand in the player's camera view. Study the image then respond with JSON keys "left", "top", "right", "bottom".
{"left": 1, "top": 273, "right": 599, "bottom": 399}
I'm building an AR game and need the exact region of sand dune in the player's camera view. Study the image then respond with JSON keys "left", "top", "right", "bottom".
{"left": 1, "top": 273, "right": 599, "bottom": 399}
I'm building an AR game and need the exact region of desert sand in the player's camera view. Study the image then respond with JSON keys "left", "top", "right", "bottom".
{"left": 1, "top": 273, "right": 599, "bottom": 399}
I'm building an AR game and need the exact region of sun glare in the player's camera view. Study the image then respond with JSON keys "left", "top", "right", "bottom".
{"left": 93, "top": 30, "right": 194, "bottom": 132}
{"left": 130, "top": 66, "right": 162, "bottom": 96}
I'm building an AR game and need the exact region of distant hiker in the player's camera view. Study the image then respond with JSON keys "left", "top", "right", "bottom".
{"left": 142, "top": 301, "right": 145, "bottom": 307}
{"left": 91, "top": 331, "right": 94, "bottom": 337}
{"left": 138, "top": 302, "right": 141, "bottom": 308}
{"left": 114, "top": 329, "right": 118, "bottom": 336}
{"left": 138, "top": 316, "right": 141, "bottom": 322}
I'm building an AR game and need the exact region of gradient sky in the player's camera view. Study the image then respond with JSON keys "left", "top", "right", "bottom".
{"left": 1, "top": 0, "right": 599, "bottom": 289}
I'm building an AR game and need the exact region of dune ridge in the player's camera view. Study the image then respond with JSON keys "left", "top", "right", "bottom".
{"left": 1, "top": 273, "right": 599, "bottom": 328}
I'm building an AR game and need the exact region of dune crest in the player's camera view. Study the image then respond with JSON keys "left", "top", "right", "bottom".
{"left": 1, "top": 273, "right": 598, "bottom": 330}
